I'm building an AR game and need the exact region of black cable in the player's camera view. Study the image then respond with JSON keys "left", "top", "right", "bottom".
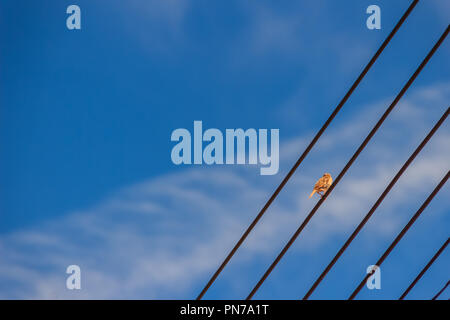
{"left": 349, "top": 169, "right": 450, "bottom": 299}
{"left": 196, "top": 0, "right": 420, "bottom": 300}
{"left": 302, "top": 26, "right": 449, "bottom": 300}
{"left": 432, "top": 281, "right": 449, "bottom": 300}
{"left": 248, "top": 25, "right": 449, "bottom": 300}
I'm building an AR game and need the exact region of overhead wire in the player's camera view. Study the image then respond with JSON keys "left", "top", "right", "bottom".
{"left": 432, "top": 280, "right": 449, "bottom": 300}
{"left": 196, "top": 0, "right": 420, "bottom": 300}
{"left": 348, "top": 168, "right": 450, "bottom": 300}
{"left": 248, "top": 25, "right": 449, "bottom": 300}
{"left": 399, "top": 238, "right": 449, "bottom": 300}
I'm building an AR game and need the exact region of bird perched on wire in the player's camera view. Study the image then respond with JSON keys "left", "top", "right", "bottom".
{"left": 309, "top": 173, "right": 333, "bottom": 199}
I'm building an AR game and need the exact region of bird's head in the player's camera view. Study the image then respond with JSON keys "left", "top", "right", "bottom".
{"left": 323, "top": 173, "right": 331, "bottom": 177}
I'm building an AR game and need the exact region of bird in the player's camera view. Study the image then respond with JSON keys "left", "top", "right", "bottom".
{"left": 309, "top": 173, "right": 333, "bottom": 199}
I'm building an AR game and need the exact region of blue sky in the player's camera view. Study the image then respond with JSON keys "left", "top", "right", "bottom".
{"left": 0, "top": 0, "right": 449, "bottom": 299}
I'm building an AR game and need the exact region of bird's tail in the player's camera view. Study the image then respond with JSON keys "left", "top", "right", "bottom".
{"left": 309, "top": 190, "right": 316, "bottom": 199}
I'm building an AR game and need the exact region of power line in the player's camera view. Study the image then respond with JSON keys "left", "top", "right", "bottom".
{"left": 196, "top": 0, "right": 419, "bottom": 300}
{"left": 301, "top": 26, "right": 449, "bottom": 300}
{"left": 432, "top": 280, "right": 449, "bottom": 300}
{"left": 348, "top": 168, "right": 450, "bottom": 300}
{"left": 400, "top": 238, "right": 449, "bottom": 300}
{"left": 248, "top": 25, "right": 449, "bottom": 300}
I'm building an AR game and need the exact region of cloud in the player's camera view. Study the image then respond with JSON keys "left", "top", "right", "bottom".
{"left": 116, "top": 0, "right": 191, "bottom": 54}
{"left": 117, "top": 0, "right": 371, "bottom": 71}
{"left": 0, "top": 83, "right": 449, "bottom": 299}
{"left": 428, "top": 0, "right": 450, "bottom": 24}
{"left": 237, "top": 4, "right": 304, "bottom": 57}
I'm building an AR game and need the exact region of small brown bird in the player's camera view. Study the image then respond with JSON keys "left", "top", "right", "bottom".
{"left": 309, "top": 173, "right": 333, "bottom": 199}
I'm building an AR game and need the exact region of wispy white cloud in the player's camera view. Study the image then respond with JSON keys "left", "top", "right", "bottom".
{"left": 428, "top": 0, "right": 450, "bottom": 24}
{"left": 118, "top": 0, "right": 372, "bottom": 71}
{"left": 0, "top": 83, "right": 448, "bottom": 299}
{"left": 116, "top": 0, "right": 191, "bottom": 54}
{"left": 236, "top": 3, "right": 304, "bottom": 57}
